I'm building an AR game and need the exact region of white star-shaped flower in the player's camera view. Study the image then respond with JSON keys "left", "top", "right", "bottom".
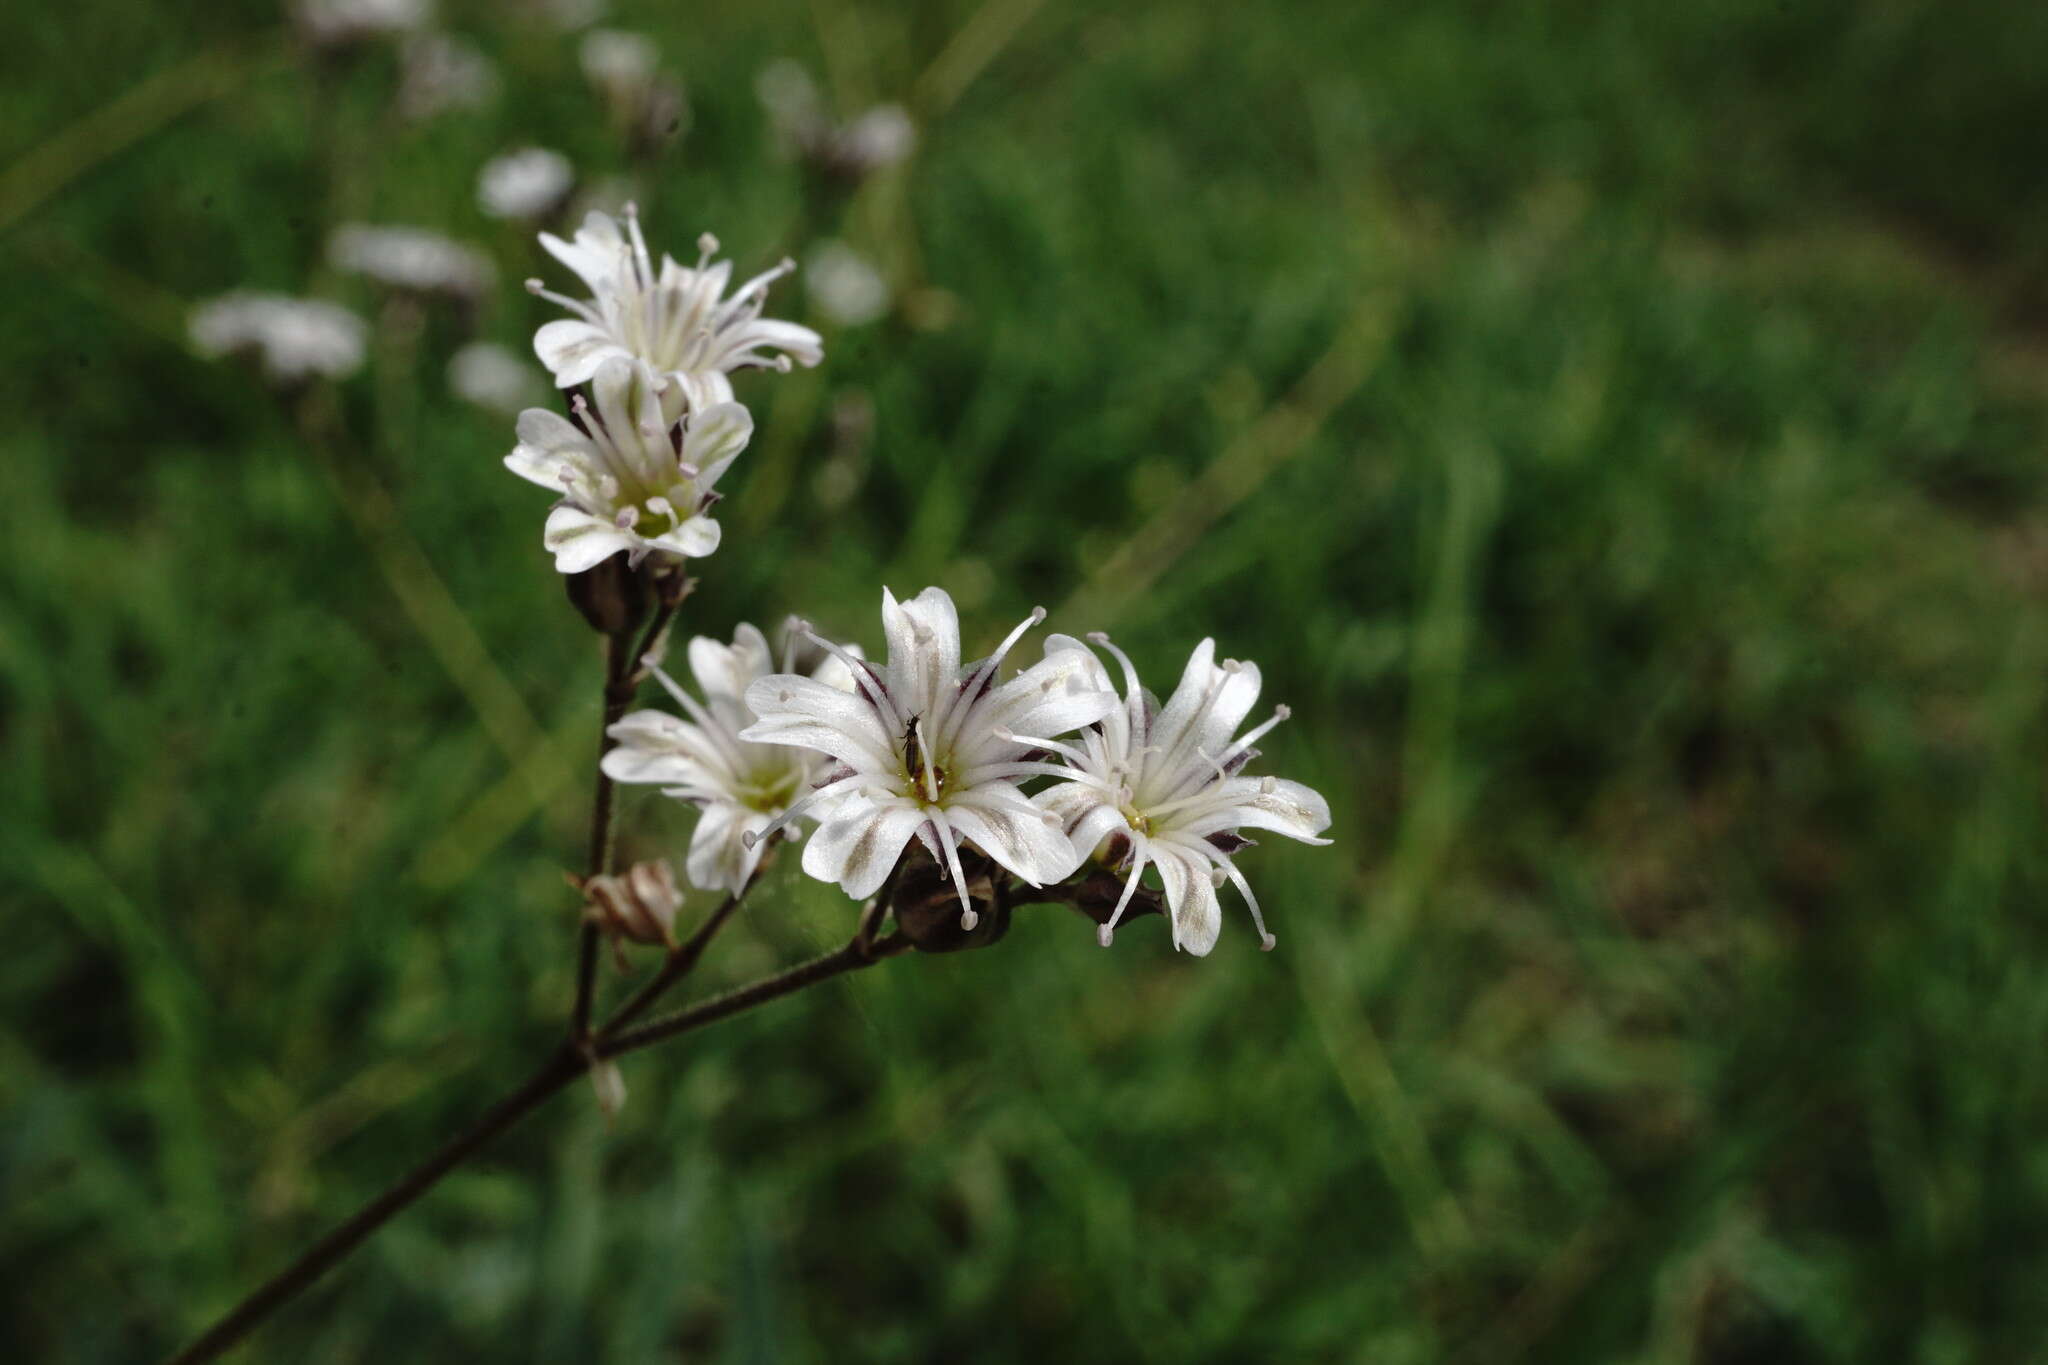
{"left": 527, "top": 206, "right": 822, "bottom": 412}
{"left": 503, "top": 355, "right": 749, "bottom": 573}
{"left": 738, "top": 587, "right": 1118, "bottom": 927}
{"left": 602, "top": 622, "right": 860, "bottom": 894}
{"left": 1028, "top": 635, "right": 1332, "bottom": 955}
{"left": 189, "top": 292, "right": 367, "bottom": 385}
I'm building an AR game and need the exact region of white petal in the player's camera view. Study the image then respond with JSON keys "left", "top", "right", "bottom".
{"left": 534, "top": 319, "right": 622, "bottom": 387}
{"left": 740, "top": 674, "right": 898, "bottom": 771}
{"left": 802, "top": 798, "right": 926, "bottom": 898}
{"left": 685, "top": 801, "right": 770, "bottom": 894}
{"left": 1034, "top": 782, "right": 1130, "bottom": 857}
{"left": 881, "top": 585, "right": 960, "bottom": 721}
{"left": 946, "top": 786, "right": 1081, "bottom": 886}
{"left": 986, "top": 645, "right": 1117, "bottom": 745}
{"left": 543, "top": 506, "right": 635, "bottom": 573}
{"left": 505, "top": 408, "right": 597, "bottom": 486}
{"left": 540, "top": 211, "right": 626, "bottom": 293}
{"left": 689, "top": 623, "right": 771, "bottom": 706}
{"left": 681, "top": 401, "right": 753, "bottom": 489}
{"left": 649, "top": 514, "right": 721, "bottom": 560}
{"left": 732, "top": 317, "right": 823, "bottom": 367}
{"left": 1218, "top": 776, "right": 1334, "bottom": 844}
{"left": 1153, "top": 841, "right": 1222, "bottom": 956}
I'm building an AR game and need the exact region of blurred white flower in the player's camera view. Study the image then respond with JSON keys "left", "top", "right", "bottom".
{"left": 529, "top": 206, "right": 822, "bottom": 410}
{"left": 527, "top": 0, "right": 605, "bottom": 29}
{"left": 604, "top": 622, "right": 862, "bottom": 894}
{"left": 739, "top": 588, "right": 1117, "bottom": 925}
{"left": 397, "top": 33, "right": 497, "bottom": 120}
{"left": 756, "top": 60, "right": 915, "bottom": 180}
{"left": 478, "top": 146, "right": 574, "bottom": 221}
{"left": 190, "top": 292, "right": 367, "bottom": 384}
{"left": 805, "top": 240, "right": 889, "bottom": 327}
{"left": 448, "top": 341, "right": 545, "bottom": 413}
{"left": 1031, "top": 636, "right": 1332, "bottom": 955}
{"left": 329, "top": 224, "right": 494, "bottom": 297}
{"left": 503, "top": 355, "right": 748, "bottom": 573}
{"left": 835, "top": 105, "right": 916, "bottom": 174}
{"left": 294, "top": 0, "right": 431, "bottom": 46}
{"left": 579, "top": 28, "right": 657, "bottom": 107}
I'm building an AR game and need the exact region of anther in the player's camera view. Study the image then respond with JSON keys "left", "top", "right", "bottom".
{"left": 1097, "top": 924, "right": 1114, "bottom": 948}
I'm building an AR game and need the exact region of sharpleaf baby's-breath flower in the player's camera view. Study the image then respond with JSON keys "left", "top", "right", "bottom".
{"left": 503, "top": 355, "right": 749, "bottom": 573}
{"left": 527, "top": 206, "right": 822, "bottom": 412}
{"left": 738, "top": 587, "right": 1117, "bottom": 926}
{"left": 603, "top": 622, "right": 861, "bottom": 895}
{"left": 478, "top": 147, "right": 574, "bottom": 221}
{"left": 190, "top": 292, "right": 367, "bottom": 384}
{"left": 329, "top": 224, "right": 494, "bottom": 298}
{"left": 1028, "top": 635, "right": 1331, "bottom": 955}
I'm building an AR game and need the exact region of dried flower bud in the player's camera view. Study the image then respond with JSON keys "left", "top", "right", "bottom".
{"left": 579, "top": 859, "right": 682, "bottom": 949}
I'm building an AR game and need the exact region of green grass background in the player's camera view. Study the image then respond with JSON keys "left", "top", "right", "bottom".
{"left": 6, "top": 0, "right": 2048, "bottom": 1360}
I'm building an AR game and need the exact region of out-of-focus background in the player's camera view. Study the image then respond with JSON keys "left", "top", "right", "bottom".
{"left": 6, "top": 0, "right": 2048, "bottom": 1360}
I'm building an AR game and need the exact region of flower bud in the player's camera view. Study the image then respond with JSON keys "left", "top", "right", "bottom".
{"left": 578, "top": 859, "right": 682, "bottom": 949}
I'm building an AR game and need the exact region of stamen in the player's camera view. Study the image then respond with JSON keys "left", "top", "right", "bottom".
{"left": 1221, "top": 860, "right": 1278, "bottom": 951}
{"left": 940, "top": 606, "right": 1048, "bottom": 751}
{"left": 914, "top": 717, "right": 940, "bottom": 803}
{"left": 1085, "top": 631, "right": 1147, "bottom": 715}
{"left": 927, "top": 807, "right": 979, "bottom": 931}
{"left": 1218, "top": 705, "right": 1292, "bottom": 767}
{"left": 1097, "top": 842, "right": 1150, "bottom": 947}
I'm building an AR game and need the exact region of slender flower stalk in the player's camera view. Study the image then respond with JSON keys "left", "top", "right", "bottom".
{"left": 1029, "top": 635, "right": 1332, "bottom": 954}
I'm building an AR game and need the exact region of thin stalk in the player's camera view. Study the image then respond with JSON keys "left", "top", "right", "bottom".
{"left": 163, "top": 1043, "right": 584, "bottom": 1365}
{"left": 598, "top": 887, "right": 747, "bottom": 1039}
{"left": 601, "top": 932, "right": 910, "bottom": 1059}
{"left": 571, "top": 632, "right": 635, "bottom": 1040}
{"left": 164, "top": 920, "right": 909, "bottom": 1365}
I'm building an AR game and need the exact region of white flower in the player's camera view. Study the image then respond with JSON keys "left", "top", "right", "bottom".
{"left": 527, "top": 206, "right": 822, "bottom": 411}
{"left": 805, "top": 240, "right": 889, "bottom": 327}
{"left": 477, "top": 147, "right": 573, "bottom": 220}
{"left": 1030, "top": 636, "right": 1332, "bottom": 956}
{"left": 503, "top": 356, "right": 750, "bottom": 573}
{"left": 448, "top": 341, "right": 545, "bottom": 414}
{"left": 579, "top": 28, "right": 658, "bottom": 106}
{"left": 329, "top": 224, "right": 494, "bottom": 297}
{"left": 738, "top": 588, "right": 1118, "bottom": 926}
{"left": 397, "top": 33, "right": 497, "bottom": 119}
{"left": 189, "top": 292, "right": 367, "bottom": 384}
{"left": 755, "top": 62, "right": 915, "bottom": 178}
{"left": 294, "top": 0, "right": 430, "bottom": 46}
{"left": 834, "top": 104, "right": 916, "bottom": 174}
{"left": 603, "top": 622, "right": 860, "bottom": 894}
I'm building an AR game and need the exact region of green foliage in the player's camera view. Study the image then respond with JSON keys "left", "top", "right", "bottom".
{"left": 4, "top": 1, "right": 2047, "bottom": 1360}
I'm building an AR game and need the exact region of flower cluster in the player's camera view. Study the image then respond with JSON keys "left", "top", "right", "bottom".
{"left": 493, "top": 207, "right": 1328, "bottom": 954}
